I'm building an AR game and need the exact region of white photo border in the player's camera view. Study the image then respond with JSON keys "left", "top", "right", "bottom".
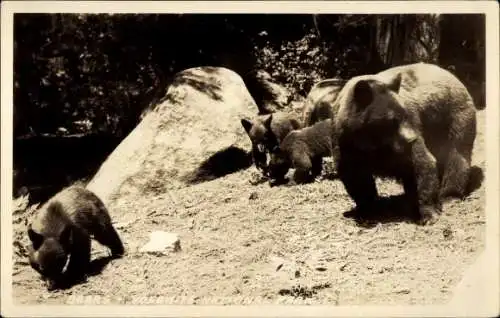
{"left": 1, "top": 1, "right": 499, "bottom": 317}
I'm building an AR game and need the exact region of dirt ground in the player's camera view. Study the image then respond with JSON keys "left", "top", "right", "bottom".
{"left": 11, "top": 110, "right": 486, "bottom": 306}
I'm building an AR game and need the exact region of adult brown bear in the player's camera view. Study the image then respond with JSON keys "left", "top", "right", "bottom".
{"left": 332, "top": 62, "right": 477, "bottom": 225}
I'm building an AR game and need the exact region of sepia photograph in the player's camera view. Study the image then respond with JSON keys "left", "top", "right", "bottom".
{"left": 1, "top": 1, "right": 499, "bottom": 317}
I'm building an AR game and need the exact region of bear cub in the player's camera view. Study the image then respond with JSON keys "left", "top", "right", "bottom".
{"left": 241, "top": 111, "right": 302, "bottom": 177}
{"left": 268, "top": 118, "right": 336, "bottom": 185}
{"left": 27, "top": 186, "right": 124, "bottom": 290}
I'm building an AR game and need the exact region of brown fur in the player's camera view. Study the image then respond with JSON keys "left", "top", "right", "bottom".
{"left": 302, "top": 78, "right": 345, "bottom": 127}
{"left": 268, "top": 119, "right": 336, "bottom": 184}
{"left": 241, "top": 111, "right": 302, "bottom": 176}
{"left": 264, "top": 79, "right": 345, "bottom": 183}
{"left": 27, "top": 186, "right": 124, "bottom": 290}
{"left": 332, "top": 62, "right": 477, "bottom": 225}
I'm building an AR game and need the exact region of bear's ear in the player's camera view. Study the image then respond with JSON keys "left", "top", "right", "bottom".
{"left": 59, "top": 226, "right": 73, "bottom": 251}
{"left": 387, "top": 73, "right": 402, "bottom": 93}
{"left": 263, "top": 114, "right": 273, "bottom": 130}
{"left": 27, "top": 225, "right": 44, "bottom": 250}
{"left": 353, "top": 80, "right": 374, "bottom": 109}
{"left": 241, "top": 118, "right": 253, "bottom": 134}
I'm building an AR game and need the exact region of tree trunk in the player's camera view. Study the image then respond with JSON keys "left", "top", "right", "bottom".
{"left": 438, "top": 14, "right": 485, "bottom": 109}
{"left": 365, "top": 16, "right": 387, "bottom": 73}
{"left": 374, "top": 15, "right": 417, "bottom": 67}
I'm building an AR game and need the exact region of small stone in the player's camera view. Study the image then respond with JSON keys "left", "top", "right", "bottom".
{"left": 294, "top": 270, "right": 301, "bottom": 278}
{"left": 139, "top": 231, "right": 181, "bottom": 254}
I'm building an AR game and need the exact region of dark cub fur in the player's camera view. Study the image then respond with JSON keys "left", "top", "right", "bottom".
{"left": 27, "top": 186, "right": 124, "bottom": 290}
{"left": 268, "top": 119, "right": 336, "bottom": 184}
{"left": 241, "top": 111, "right": 302, "bottom": 176}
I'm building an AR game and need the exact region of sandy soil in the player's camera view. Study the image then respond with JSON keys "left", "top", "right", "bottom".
{"left": 11, "top": 110, "right": 486, "bottom": 306}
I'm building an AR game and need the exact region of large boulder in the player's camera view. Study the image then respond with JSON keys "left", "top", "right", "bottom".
{"left": 86, "top": 66, "right": 258, "bottom": 205}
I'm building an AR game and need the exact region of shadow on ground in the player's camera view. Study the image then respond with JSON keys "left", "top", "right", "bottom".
{"left": 49, "top": 255, "right": 116, "bottom": 291}
{"left": 184, "top": 146, "right": 253, "bottom": 184}
{"left": 343, "top": 166, "right": 485, "bottom": 228}
{"left": 343, "top": 194, "right": 420, "bottom": 228}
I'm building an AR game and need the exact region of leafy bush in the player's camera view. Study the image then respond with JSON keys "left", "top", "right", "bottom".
{"left": 14, "top": 14, "right": 163, "bottom": 138}
{"left": 255, "top": 31, "right": 331, "bottom": 97}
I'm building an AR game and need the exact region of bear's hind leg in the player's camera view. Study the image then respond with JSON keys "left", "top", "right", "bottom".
{"left": 291, "top": 152, "right": 315, "bottom": 184}
{"left": 293, "top": 167, "right": 314, "bottom": 184}
{"left": 311, "top": 156, "right": 323, "bottom": 179}
{"left": 439, "top": 147, "right": 471, "bottom": 200}
{"left": 93, "top": 224, "right": 125, "bottom": 258}
{"left": 439, "top": 106, "right": 476, "bottom": 199}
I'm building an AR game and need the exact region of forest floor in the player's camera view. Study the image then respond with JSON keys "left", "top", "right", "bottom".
{"left": 11, "top": 110, "right": 486, "bottom": 306}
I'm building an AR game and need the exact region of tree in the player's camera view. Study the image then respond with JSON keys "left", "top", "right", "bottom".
{"left": 438, "top": 14, "right": 486, "bottom": 109}
{"left": 374, "top": 15, "right": 425, "bottom": 66}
